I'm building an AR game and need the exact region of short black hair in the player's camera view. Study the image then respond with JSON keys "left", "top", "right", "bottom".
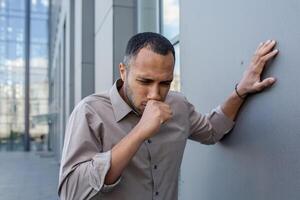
{"left": 123, "top": 32, "right": 175, "bottom": 66}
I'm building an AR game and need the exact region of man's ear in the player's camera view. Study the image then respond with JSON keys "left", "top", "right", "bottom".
{"left": 119, "top": 63, "right": 127, "bottom": 81}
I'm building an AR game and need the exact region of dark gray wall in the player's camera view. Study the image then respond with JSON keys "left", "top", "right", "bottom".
{"left": 180, "top": 0, "right": 300, "bottom": 200}
{"left": 81, "top": 0, "right": 95, "bottom": 98}
{"left": 113, "top": 0, "right": 137, "bottom": 81}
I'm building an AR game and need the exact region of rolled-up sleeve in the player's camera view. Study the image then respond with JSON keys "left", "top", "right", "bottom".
{"left": 58, "top": 102, "right": 120, "bottom": 200}
{"left": 185, "top": 98, "right": 235, "bottom": 144}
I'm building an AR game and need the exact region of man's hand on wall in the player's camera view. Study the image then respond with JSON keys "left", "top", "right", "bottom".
{"left": 236, "top": 40, "right": 279, "bottom": 97}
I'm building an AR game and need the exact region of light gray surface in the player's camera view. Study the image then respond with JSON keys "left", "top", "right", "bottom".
{"left": 94, "top": 0, "right": 114, "bottom": 93}
{"left": 180, "top": 0, "right": 300, "bottom": 199}
{"left": 0, "top": 152, "right": 59, "bottom": 200}
{"left": 113, "top": 1, "right": 137, "bottom": 81}
{"left": 94, "top": 0, "right": 136, "bottom": 92}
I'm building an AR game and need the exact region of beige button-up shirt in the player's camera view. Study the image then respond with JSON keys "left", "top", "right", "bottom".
{"left": 58, "top": 79, "right": 234, "bottom": 200}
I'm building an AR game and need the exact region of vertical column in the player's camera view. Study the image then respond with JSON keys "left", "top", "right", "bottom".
{"left": 137, "top": 0, "right": 159, "bottom": 33}
{"left": 74, "top": 0, "right": 95, "bottom": 103}
{"left": 81, "top": 0, "right": 95, "bottom": 98}
{"left": 94, "top": 0, "right": 113, "bottom": 93}
{"left": 94, "top": 0, "right": 137, "bottom": 93}
{"left": 112, "top": 0, "right": 137, "bottom": 81}
{"left": 24, "top": 0, "right": 31, "bottom": 151}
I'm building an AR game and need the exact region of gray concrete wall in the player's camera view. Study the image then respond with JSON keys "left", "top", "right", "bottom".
{"left": 112, "top": 0, "right": 136, "bottom": 81}
{"left": 48, "top": 0, "right": 137, "bottom": 159}
{"left": 74, "top": 0, "right": 82, "bottom": 104}
{"left": 74, "top": 0, "right": 95, "bottom": 104}
{"left": 50, "top": 0, "right": 95, "bottom": 159}
{"left": 179, "top": 0, "right": 300, "bottom": 199}
{"left": 49, "top": 0, "right": 71, "bottom": 159}
{"left": 94, "top": 0, "right": 136, "bottom": 93}
{"left": 81, "top": 0, "right": 95, "bottom": 98}
{"left": 94, "top": 0, "right": 114, "bottom": 93}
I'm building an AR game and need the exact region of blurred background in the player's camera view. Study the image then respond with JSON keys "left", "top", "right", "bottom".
{"left": 2, "top": 0, "right": 300, "bottom": 200}
{"left": 0, "top": 0, "right": 179, "bottom": 199}
{"left": 0, "top": 0, "right": 49, "bottom": 152}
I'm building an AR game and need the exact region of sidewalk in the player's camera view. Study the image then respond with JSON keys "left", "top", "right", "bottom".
{"left": 0, "top": 151, "right": 60, "bottom": 200}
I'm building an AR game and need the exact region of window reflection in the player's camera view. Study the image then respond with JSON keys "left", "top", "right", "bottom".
{"left": 0, "top": 0, "right": 25, "bottom": 151}
{"left": 7, "top": 0, "right": 26, "bottom": 11}
{"left": 31, "top": 19, "right": 48, "bottom": 43}
{"left": 30, "top": 0, "right": 49, "bottom": 150}
{"left": 31, "top": 0, "right": 49, "bottom": 13}
{"left": 162, "top": 0, "right": 180, "bottom": 91}
{"left": 0, "top": 0, "right": 49, "bottom": 151}
{"left": 162, "top": 0, "right": 179, "bottom": 40}
{"left": 170, "top": 44, "right": 180, "bottom": 91}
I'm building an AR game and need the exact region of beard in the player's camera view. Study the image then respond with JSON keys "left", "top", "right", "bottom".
{"left": 124, "top": 80, "right": 143, "bottom": 116}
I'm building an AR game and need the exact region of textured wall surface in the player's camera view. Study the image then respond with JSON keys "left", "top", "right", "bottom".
{"left": 180, "top": 0, "right": 300, "bottom": 199}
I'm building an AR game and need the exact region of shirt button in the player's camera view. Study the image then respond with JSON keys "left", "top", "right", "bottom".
{"left": 147, "top": 139, "right": 152, "bottom": 144}
{"left": 154, "top": 165, "right": 157, "bottom": 169}
{"left": 155, "top": 192, "right": 159, "bottom": 196}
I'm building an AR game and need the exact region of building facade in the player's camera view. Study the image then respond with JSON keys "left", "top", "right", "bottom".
{"left": 49, "top": 0, "right": 180, "bottom": 159}
{"left": 0, "top": 0, "right": 49, "bottom": 151}
{"left": 49, "top": 0, "right": 300, "bottom": 199}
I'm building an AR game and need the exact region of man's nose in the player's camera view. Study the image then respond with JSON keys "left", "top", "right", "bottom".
{"left": 147, "top": 86, "right": 162, "bottom": 101}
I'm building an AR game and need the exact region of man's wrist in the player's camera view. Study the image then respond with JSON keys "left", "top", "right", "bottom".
{"left": 234, "top": 83, "right": 248, "bottom": 99}
{"left": 131, "top": 124, "right": 149, "bottom": 143}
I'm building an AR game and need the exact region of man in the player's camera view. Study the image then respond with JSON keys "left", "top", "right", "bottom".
{"left": 58, "top": 32, "right": 278, "bottom": 200}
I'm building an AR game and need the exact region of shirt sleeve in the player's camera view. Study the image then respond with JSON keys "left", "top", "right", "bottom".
{"left": 185, "top": 97, "right": 235, "bottom": 144}
{"left": 58, "top": 102, "right": 120, "bottom": 200}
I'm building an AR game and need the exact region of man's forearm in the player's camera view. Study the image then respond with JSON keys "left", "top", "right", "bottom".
{"left": 221, "top": 90, "right": 245, "bottom": 121}
{"left": 104, "top": 125, "right": 146, "bottom": 185}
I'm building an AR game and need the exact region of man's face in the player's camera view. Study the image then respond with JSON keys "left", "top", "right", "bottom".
{"left": 120, "top": 47, "right": 174, "bottom": 115}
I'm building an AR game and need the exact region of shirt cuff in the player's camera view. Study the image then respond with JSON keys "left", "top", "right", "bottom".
{"left": 209, "top": 105, "right": 235, "bottom": 135}
{"left": 101, "top": 177, "right": 122, "bottom": 192}
{"left": 88, "top": 151, "right": 121, "bottom": 193}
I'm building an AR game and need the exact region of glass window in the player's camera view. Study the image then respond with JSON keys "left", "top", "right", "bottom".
{"left": 7, "top": 17, "right": 25, "bottom": 42}
{"left": 31, "top": 19, "right": 48, "bottom": 44}
{"left": 31, "top": 68, "right": 48, "bottom": 84}
{"left": 7, "top": 42, "right": 24, "bottom": 60}
{"left": 170, "top": 44, "right": 180, "bottom": 91}
{"left": 0, "top": 16, "right": 7, "bottom": 40}
{"left": 31, "top": 0, "right": 49, "bottom": 14}
{"left": 0, "top": 1, "right": 6, "bottom": 13}
{"left": 7, "top": 0, "right": 26, "bottom": 11}
{"left": 31, "top": 44, "right": 48, "bottom": 60}
{"left": 0, "top": 0, "right": 49, "bottom": 151}
{"left": 161, "top": 0, "right": 180, "bottom": 91}
{"left": 29, "top": 0, "right": 49, "bottom": 151}
{"left": 161, "top": 0, "right": 179, "bottom": 40}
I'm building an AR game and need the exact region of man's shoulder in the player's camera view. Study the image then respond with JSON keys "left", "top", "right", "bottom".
{"left": 74, "top": 91, "right": 112, "bottom": 112}
{"left": 165, "top": 91, "right": 193, "bottom": 119}
{"left": 166, "top": 90, "right": 187, "bottom": 105}
{"left": 83, "top": 92, "right": 110, "bottom": 104}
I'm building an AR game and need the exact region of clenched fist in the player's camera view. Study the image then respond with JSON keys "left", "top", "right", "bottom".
{"left": 135, "top": 100, "right": 172, "bottom": 140}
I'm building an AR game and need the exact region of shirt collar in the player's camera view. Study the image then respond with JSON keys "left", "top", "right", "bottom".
{"left": 109, "top": 79, "right": 134, "bottom": 122}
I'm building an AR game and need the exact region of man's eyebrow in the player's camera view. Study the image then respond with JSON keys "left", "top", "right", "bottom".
{"left": 136, "top": 77, "right": 154, "bottom": 81}
{"left": 136, "top": 75, "right": 173, "bottom": 82}
{"left": 137, "top": 78, "right": 173, "bottom": 83}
